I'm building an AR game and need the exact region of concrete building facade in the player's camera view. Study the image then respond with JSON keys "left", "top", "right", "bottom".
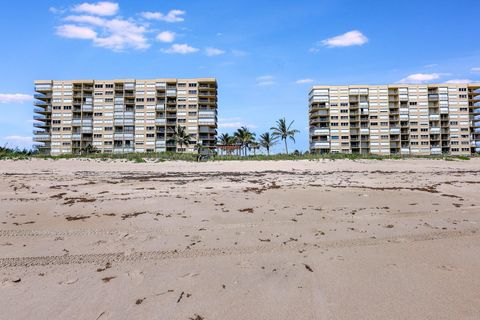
{"left": 309, "top": 83, "right": 480, "bottom": 155}
{"left": 33, "top": 78, "right": 217, "bottom": 155}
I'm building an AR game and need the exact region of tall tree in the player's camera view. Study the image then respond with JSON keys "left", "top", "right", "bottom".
{"left": 168, "top": 125, "right": 192, "bottom": 152}
{"left": 270, "top": 118, "right": 299, "bottom": 155}
{"left": 234, "top": 126, "right": 256, "bottom": 156}
{"left": 218, "top": 133, "right": 232, "bottom": 155}
{"left": 259, "top": 132, "right": 278, "bottom": 156}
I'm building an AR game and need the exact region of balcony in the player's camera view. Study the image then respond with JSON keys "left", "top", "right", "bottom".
{"left": 390, "top": 128, "right": 400, "bottom": 134}
{"left": 156, "top": 104, "right": 165, "bottom": 110}
{"left": 198, "top": 111, "right": 216, "bottom": 118}
{"left": 310, "top": 127, "right": 330, "bottom": 135}
{"left": 34, "top": 106, "right": 51, "bottom": 113}
{"left": 156, "top": 119, "right": 166, "bottom": 125}
{"left": 35, "top": 85, "right": 52, "bottom": 91}
{"left": 311, "top": 142, "right": 330, "bottom": 148}
{"left": 72, "top": 134, "right": 82, "bottom": 140}
{"left": 33, "top": 135, "right": 50, "bottom": 141}
{"left": 34, "top": 100, "right": 47, "bottom": 106}
{"left": 430, "top": 127, "right": 441, "bottom": 133}
{"left": 33, "top": 115, "right": 49, "bottom": 121}
{"left": 82, "top": 105, "right": 93, "bottom": 112}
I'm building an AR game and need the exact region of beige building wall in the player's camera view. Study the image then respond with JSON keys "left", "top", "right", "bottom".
{"left": 309, "top": 83, "right": 480, "bottom": 156}
{"left": 33, "top": 78, "right": 217, "bottom": 155}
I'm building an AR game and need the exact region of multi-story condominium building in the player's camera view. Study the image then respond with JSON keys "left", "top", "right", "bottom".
{"left": 309, "top": 83, "right": 480, "bottom": 156}
{"left": 33, "top": 78, "right": 217, "bottom": 155}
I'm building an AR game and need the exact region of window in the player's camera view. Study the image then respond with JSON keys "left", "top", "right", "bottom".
{"left": 94, "top": 84, "right": 104, "bottom": 88}
{"left": 53, "top": 106, "right": 61, "bottom": 110}
{"left": 459, "top": 94, "right": 467, "bottom": 99}
{"left": 146, "top": 133, "right": 155, "bottom": 138}
{"left": 459, "top": 88, "right": 467, "bottom": 92}
{"left": 94, "top": 113, "right": 103, "bottom": 116}
{"left": 146, "top": 98, "right": 155, "bottom": 102}
{"left": 105, "top": 98, "right": 113, "bottom": 102}
{"left": 136, "top": 98, "right": 145, "bottom": 102}
{"left": 104, "top": 127, "right": 113, "bottom": 131}
{"left": 63, "top": 106, "right": 72, "bottom": 110}
{"left": 189, "top": 83, "right": 197, "bottom": 87}
{"left": 94, "top": 134, "right": 102, "bottom": 138}
{"left": 409, "top": 102, "right": 417, "bottom": 106}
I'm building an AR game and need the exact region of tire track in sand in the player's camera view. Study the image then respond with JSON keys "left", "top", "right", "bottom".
{"left": 0, "top": 228, "right": 477, "bottom": 268}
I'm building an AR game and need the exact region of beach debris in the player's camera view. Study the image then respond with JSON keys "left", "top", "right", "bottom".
{"left": 303, "top": 264, "right": 314, "bottom": 272}
{"left": 135, "top": 298, "right": 145, "bottom": 305}
{"left": 177, "top": 291, "right": 185, "bottom": 303}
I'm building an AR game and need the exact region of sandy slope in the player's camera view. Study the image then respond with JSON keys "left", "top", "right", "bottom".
{"left": 0, "top": 158, "right": 479, "bottom": 320}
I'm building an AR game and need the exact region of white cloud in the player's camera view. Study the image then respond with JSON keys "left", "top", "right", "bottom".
{"left": 162, "top": 43, "right": 199, "bottom": 54}
{"left": 57, "top": 16, "right": 149, "bottom": 51}
{"left": 49, "top": 7, "right": 66, "bottom": 14}
{"left": 205, "top": 47, "right": 225, "bottom": 57}
{"left": 444, "top": 79, "right": 472, "bottom": 84}
{"left": 321, "top": 30, "right": 368, "bottom": 48}
{"left": 398, "top": 73, "right": 442, "bottom": 84}
{"left": 0, "top": 93, "right": 33, "bottom": 104}
{"left": 156, "top": 31, "right": 176, "bottom": 43}
{"left": 73, "top": 1, "right": 119, "bottom": 16}
{"left": 141, "top": 10, "right": 185, "bottom": 22}
{"left": 218, "top": 118, "right": 257, "bottom": 129}
{"left": 65, "top": 14, "right": 105, "bottom": 26}
{"left": 256, "top": 75, "right": 276, "bottom": 86}
{"left": 1, "top": 135, "right": 32, "bottom": 149}
{"left": 56, "top": 24, "right": 97, "bottom": 39}
{"left": 471, "top": 67, "right": 480, "bottom": 73}
{"left": 424, "top": 63, "right": 438, "bottom": 68}
{"left": 295, "top": 79, "right": 314, "bottom": 84}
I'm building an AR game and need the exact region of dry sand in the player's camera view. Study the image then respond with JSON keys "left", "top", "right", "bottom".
{"left": 0, "top": 158, "right": 479, "bottom": 320}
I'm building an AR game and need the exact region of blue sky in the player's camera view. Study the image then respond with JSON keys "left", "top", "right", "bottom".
{"left": 1, "top": 0, "right": 480, "bottom": 152}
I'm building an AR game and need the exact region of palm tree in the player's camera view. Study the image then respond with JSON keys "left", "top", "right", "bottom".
{"left": 168, "top": 125, "right": 192, "bottom": 152}
{"left": 250, "top": 141, "right": 260, "bottom": 156}
{"left": 259, "top": 132, "right": 278, "bottom": 156}
{"left": 270, "top": 118, "right": 299, "bottom": 155}
{"left": 234, "top": 127, "right": 256, "bottom": 156}
{"left": 80, "top": 143, "right": 98, "bottom": 155}
{"left": 218, "top": 133, "right": 232, "bottom": 155}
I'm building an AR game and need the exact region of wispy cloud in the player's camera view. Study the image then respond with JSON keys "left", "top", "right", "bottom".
{"left": 424, "top": 63, "right": 438, "bottom": 68}
{"left": 295, "top": 79, "right": 314, "bottom": 84}
{"left": 72, "top": 1, "right": 119, "bottom": 16}
{"left": 56, "top": 24, "right": 97, "bottom": 39}
{"left": 162, "top": 43, "right": 199, "bottom": 54}
{"left": 471, "top": 67, "right": 480, "bottom": 73}
{"left": 444, "top": 79, "right": 472, "bottom": 84}
{"left": 156, "top": 31, "right": 176, "bottom": 43}
{"left": 0, "top": 93, "right": 32, "bottom": 104}
{"left": 140, "top": 10, "right": 186, "bottom": 22}
{"left": 0, "top": 135, "right": 32, "bottom": 149}
{"left": 398, "top": 73, "right": 443, "bottom": 84}
{"left": 256, "top": 75, "right": 276, "bottom": 86}
{"left": 218, "top": 117, "right": 257, "bottom": 129}
{"left": 205, "top": 47, "right": 225, "bottom": 57}
{"left": 231, "top": 49, "right": 248, "bottom": 57}
{"left": 320, "top": 30, "right": 368, "bottom": 48}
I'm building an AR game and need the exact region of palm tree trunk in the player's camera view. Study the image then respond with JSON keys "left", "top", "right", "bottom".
{"left": 284, "top": 139, "right": 288, "bottom": 155}
{"left": 267, "top": 147, "right": 270, "bottom": 156}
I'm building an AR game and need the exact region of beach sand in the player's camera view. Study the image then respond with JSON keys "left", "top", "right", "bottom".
{"left": 0, "top": 158, "right": 479, "bottom": 320}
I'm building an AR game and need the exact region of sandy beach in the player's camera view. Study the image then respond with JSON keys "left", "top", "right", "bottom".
{"left": 0, "top": 158, "right": 479, "bottom": 320}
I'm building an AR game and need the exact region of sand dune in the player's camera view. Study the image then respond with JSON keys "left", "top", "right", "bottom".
{"left": 1, "top": 158, "right": 479, "bottom": 320}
